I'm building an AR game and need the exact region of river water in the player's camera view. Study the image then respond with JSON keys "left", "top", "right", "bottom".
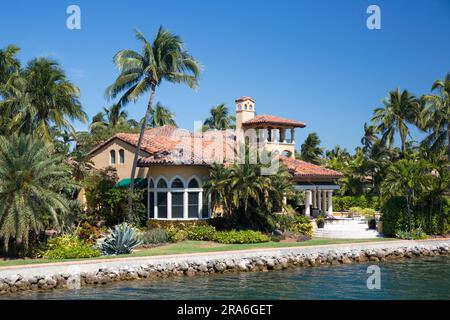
{"left": 5, "top": 256, "right": 450, "bottom": 300}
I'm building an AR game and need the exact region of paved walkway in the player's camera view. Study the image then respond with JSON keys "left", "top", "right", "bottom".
{"left": 1, "top": 239, "right": 449, "bottom": 278}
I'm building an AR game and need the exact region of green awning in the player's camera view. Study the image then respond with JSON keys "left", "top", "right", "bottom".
{"left": 116, "top": 178, "right": 148, "bottom": 189}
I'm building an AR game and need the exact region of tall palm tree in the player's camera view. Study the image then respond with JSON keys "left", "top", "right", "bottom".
{"left": 106, "top": 26, "right": 201, "bottom": 194}
{"left": 421, "top": 72, "right": 450, "bottom": 158}
{"left": 148, "top": 102, "right": 177, "bottom": 128}
{"left": 0, "top": 135, "right": 74, "bottom": 251}
{"left": 300, "top": 132, "right": 324, "bottom": 164}
{"left": 372, "top": 88, "right": 421, "bottom": 154}
{"left": 2, "top": 58, "right": 87, "bottom": 142}
{"left": 203, "top": 104, "right": 235, "bottom": 130}
{"left": 0, "top": 45, "right": 20, "bottom": 85}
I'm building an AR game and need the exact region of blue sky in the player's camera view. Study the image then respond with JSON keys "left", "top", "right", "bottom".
{"left": 1, "top": 0, "right": 449, "bottom": 151}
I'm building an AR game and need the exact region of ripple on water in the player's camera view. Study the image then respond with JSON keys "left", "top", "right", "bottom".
{"left": 4, "top": 256, "right": 450, "bottom": 300}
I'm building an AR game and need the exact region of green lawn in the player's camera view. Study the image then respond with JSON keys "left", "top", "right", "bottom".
{"left": 0, "top": 238, "right": 395, "bottom": 268}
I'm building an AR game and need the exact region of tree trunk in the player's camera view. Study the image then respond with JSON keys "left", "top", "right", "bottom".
{"left": 406, "top": 193, "right": 412, "bottom": 239}
{"left": 128, "top": 86, "right": 156, "bottom": 211}
{"left": 447, "top": 121, "right": 450, "bottom": 160}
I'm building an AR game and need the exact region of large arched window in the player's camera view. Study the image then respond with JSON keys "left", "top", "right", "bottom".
{"left": 171, "top": 178, "right": 184, "bottom": 219}
{"left": 119, "top": 149, "right": 125, "bottom": 164}
{"left": 156, "top": 178, "right": 168, "bottom": 218}
{"left": 188, "top": 178, "right": 201, "bottom": 218}
{"left": 110, "top": 150, "right": 116, "bottom": 164}
{"left": 147, "top": 176, "right": 210, "bottom": 220}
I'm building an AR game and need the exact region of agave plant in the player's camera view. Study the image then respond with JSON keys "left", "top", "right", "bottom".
{"left": 99, "top": 222, "right": 141, "bottom": 255}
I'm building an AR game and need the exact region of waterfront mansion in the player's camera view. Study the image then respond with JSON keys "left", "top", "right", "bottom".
{"left": 87, "top": 97, "right": 342, "bottom": 220}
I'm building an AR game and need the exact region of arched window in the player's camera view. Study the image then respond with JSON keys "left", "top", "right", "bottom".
{"left": 119, "top": 149, "right": 125, "bottom": 164}
{"left": 188, "top": 178, "right": 200, "bottom": 188}
{"left": 149, "top": 179, "right": 154, "bottom": 189}
{"left": 171, "top": 178, "right": 184, "bottom": 189}
{"left": 156, "top": 178, "right": 168, "bottom": 218}
{"left": 157, "top": 178, "right": 167, "bottom": 188}
{"left": 282, "top": 150, "right": 292, "bottom": 157}
{"left": 110, "top": 150, "right": 116, "bottom": 164}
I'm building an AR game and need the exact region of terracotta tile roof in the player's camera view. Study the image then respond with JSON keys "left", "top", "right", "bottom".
{"left": 235, "top": 96, "right": 255, "bottom": 103}
{"left": 90, "top": 125, "right": 342, "bottom": 180}
{"left": 278, "top": 155, "right": 343, "bottom": 179}
{"left": 243, "top": 115, "right": 306, "bottom": 128}
{"left": 139, "top": 130, "right": 236, "bottom": 165}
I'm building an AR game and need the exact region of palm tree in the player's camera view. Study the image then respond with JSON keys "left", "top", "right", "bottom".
{"left": 106, "top": 26, "right": 201, "bottom": 194}
{"left": 382, "top": 154, "right": 430, "bottom": 237}
{"left": 361, "top": 122, "right": 378, "bottom": 153}
{"left": 300, "top": 133, "right": 324, "bottom": 164}
{"left": 203, "top": 164, "right": 232, "bottom": 215}
{"left": 326, "top": 145, "right": 350, "bottom": 161}
{"left": 0, "top": 44, "right": 20, "bottom": 85}
{"left": 372, "top": 88, "right": 421, "bottom": 154}
{"left": 2, "top": 58, "right": 87, "bottom": 142}
{"left": 0, "top": 135, "right": 74, "bottom": 251}
{"left": 203, "top": 104, "right": 235, "bottom": 130}
{"left": 90, "top": 103, "right": 135, "bottom": 132}
{"left": 148, "top": 102, "right": 177, "bottom": 128}
{"left": 421, "top": 72, "right": 450, "bottom": 158}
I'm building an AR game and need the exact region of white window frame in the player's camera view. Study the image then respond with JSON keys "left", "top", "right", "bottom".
{"left": 147, "top": 175, "right": 211, "bottom": 220}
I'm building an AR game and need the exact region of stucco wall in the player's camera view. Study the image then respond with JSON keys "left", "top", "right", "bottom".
{"left": 145, "top": 165, "right": 210, "bottom": 184}
{"left": 89, "top": 138, "right": 149, "bottom": 180}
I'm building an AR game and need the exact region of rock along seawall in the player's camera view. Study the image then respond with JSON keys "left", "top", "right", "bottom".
{"left": 1, "top": 240, "right": 450, "bottom": 295}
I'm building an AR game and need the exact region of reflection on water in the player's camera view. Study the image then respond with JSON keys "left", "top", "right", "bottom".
{"left": 4, "top": 256, "right": 450, "bottom": 300}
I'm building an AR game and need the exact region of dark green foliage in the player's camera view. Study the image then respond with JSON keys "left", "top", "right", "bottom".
{"left": 83, "top": 168, "right": 146, "bottom": 226}
{"left": 213, "top": 230, "right": 270, "bottom": 244}
{"left": 333, "top": 195, "right": 381, "bottom": 211}
{"left": 147, "top": 219, "right": 209, "bottom": 230}
{"left": 186, "top": 225, "right": 216, "bottom": 241}
{"left": 380, "top": 196, "right": 408, "bottom": 237}
{"left": 300, "top": 133, "right": 324, "bottom": 164}
{"left": 268, "top": 213, "right": 312, "bottom": 236}
{"left": 43, "top": 235, "right": 100, "bottom": 259}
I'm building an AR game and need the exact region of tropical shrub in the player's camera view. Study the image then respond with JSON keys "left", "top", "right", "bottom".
{"left": 333, "top": 195, "right": 380, "bottom": 211}
{"left": 147, "top": 219, "right": 209, "bottom": 230}
{"left": 186, "top": 225, "right": 216, "bottom": 241}
{"left": 167, "top": 227, "right": 189, "bottom": 242}
{"left": 380, "top": 196, "right": 408, "bottom": 237}
{"left": 83, "top": 168, "right": 146, "bottom": 226}
{"left": 396, "top": 228, "right": 427, "bottom": 240}
{"left": 140, "top": 228, "right": 169, "bottom": 244}
{"left": 75, "top": 221, "right": 106, "bottom": 243}
{"left": 268, "top": 213, "right": 311, "bottom": 233}
{"left": 288, "top": 222, "right": 313, "bottom": 237}
{"left": 99, "top": 223, "right": 141, "bottom": 255}
{"left": 213, "top": 230, "right": 270, "bottom": 244}
{"left": 43, "top": 235, "right": 100, "bottom": 259}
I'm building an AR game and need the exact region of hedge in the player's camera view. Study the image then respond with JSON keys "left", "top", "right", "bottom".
{"left": 333, "top": 195, "right": 380, "bottom": 212}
